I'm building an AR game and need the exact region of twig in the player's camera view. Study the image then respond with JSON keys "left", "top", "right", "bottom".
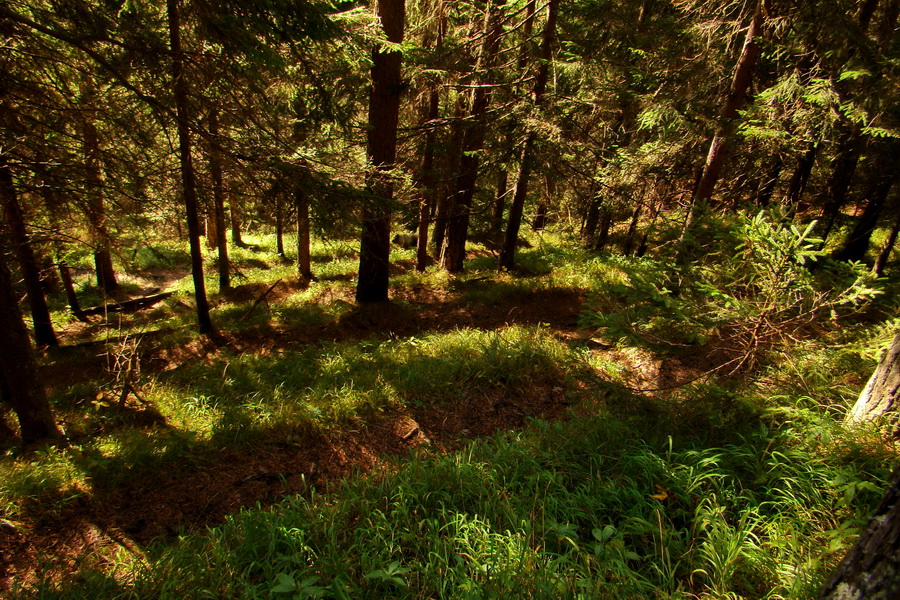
{"left": 239, "top": 279, "right": 282, "bottom": 322}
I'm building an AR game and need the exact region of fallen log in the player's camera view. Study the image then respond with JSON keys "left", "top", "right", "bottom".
{"left": 79, "top": 292, "right": 174, "bottom": 317}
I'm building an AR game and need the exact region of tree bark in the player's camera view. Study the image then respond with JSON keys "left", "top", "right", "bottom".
{"left": 440, "top": 0, "right": 508, "bottom": 273}
{"left": 167, "top": 0, "right": 213, "bottom": 334}
{"left": 819, "top": 465, "right": 900, "bottom": 600}
{"left": 874, "top": 208, "right": 900, "bottom": 277}
{"left": 208, "top": 109, "right": 230, "bottom": 290}
{"left": 784, "top": 143, "right": 818, "bottom": 210}
{"left": 0, "top": 157, "right": 58, "bottom": 347}
{"left": 296, "top": 176, "right": 312, "bottom": 280}
{"left": 275, "top": 194, "right": 285, "bottom": 257}
{"left": 58, "top": 261, "right": 87, "bottom": 321}
{"left": 0, "top": 250, "right": 62, "bottom": 446}
{"left": 693, "top": 0, "right": 768, "bottom": 204}
{"left": 834, "top": 144, "right": 898, "bottom": 264}
{"left": 356, "top": 0, "right": 405, "bottom": 303}
{"left": 499, "top": 0, "right": 559, "bottom": 270}
{"left": 81, "top": 114, "right": 119, "bottom": 295}
{"left": 820, "top": 128, "right": 864, "bottom": 246}
{"left": 845, "top": 331, "right": 900, "bottom": 437}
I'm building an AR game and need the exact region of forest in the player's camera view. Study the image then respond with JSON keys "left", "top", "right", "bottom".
{"left": 1, "top": 0, "right": 900, "bottom": 597}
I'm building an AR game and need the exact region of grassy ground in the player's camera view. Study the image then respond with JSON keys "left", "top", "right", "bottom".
{"left": 1, "top": 227, "right": 897, "bottom": 599}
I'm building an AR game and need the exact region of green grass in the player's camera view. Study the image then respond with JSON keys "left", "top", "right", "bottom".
{"left": 5, "top": 224, "right": 899, "bottom": 599}
{"left": 14, "top": 400, "right": 891, "bottom": 599}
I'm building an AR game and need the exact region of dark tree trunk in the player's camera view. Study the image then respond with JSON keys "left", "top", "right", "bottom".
{"left": 296, "top": 179, "right": 312, "bottom": 280}
{"left": 81, "top": 117, "right": 119, "bottom": 295}
{"left": 693, "top": 0, "right": 767, "bottom": 205}
{"left": 356, "top": 0, "right": 405, "bottom": 303}
{"left": 679, "top": 0, "right": 768, "bottom": 257}
{"left": 492, "top": 169, "right": 509, "bottom": 234}
{"left": 820, "top": 128, "right": 864, "bottom": 245}
{"left": 819, "top": 464, "right": 900, "bottom": 600}
{"left": 596, "top": 207, "right": 614, "bottom": 251}
{"left": 431, "top": 97, "right": 466, "bottom": 254}
{"left": 0, "top": 251, "right": 62, "bottom": 447}
{"left": 874, "top": 208, "right": 900, "bottom": 277}
{"left": 208, "top": 109, "right": 230, "bottom": 290}
{"left": 784, "top": 143, "right": 818, "bottom": 210}
{"left": 623, "top": 201, "right": 643, "bottom": 256}
{"left": 440, "top": 0, "right": 508, "bottom": 273}
{"left": 756, "top": 157, "right": 783, "bottom": 207}
{"left": 499, "top": 0, "right": 559, "bottom": 270}
{"left": 845, "top": 331, "right": 900, "bottom": 437}
{"left": 0, "top": 157, "right": 57, "bottom": 347}
{"left": 230, "top": 202, "right": 246, "bottom": 248}
{"left": 834, "top": 145, "right": 898, "bottom": 264}
{"left": 275, "top": 195, "right": 285, "bottom": 257}
{"left": 167, "top": 0, "right": 213, "bottom": 334}
{"left": 58, "top": 261, "right": 87, "bottom": 322}
{"left": 582, "top": 194, "right": 601, "bottom": 249}
{"left": 532, "top": 203, "right": 548, "bottom": 231}
{"left": 415, "top": 4, "right": 445, "bottom": 273}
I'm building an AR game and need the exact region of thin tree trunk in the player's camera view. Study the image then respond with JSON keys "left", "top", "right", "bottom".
{"left": 820, "top": 128, "right": 864, "bottom": 245}
{"left": 582, "top": 194, "right": 601, "bottom": 248}
{"left": 874, "top": 208, "right": 900, "bottom": 277}
{"left": 81, "top": 118, "right": 119, "bottom": 295}
{"left": 356, "top": 0, "right": 405, "bottom": 303}
{"left": 58, "top": 261, "right": 87, "bottom": 321}
{"left": 415, "top": 89, "right": 439, "bottom": 272}
{"left": 492, "top": 169, "right": 509, "bottom": 234}
{"left": 440, "top": 0, "right": 508, "bottom": 272}
{"left": 623, "top": 201, "right": 643, "bottom": 256}
{"left": 835, "top": 148, "right": 897, "bottom": 263}
{"left": 0, "top": 250, "right": 62, "bottom": 446}
{"left": 208, "top": 109, "right": 230, "bottom": 290}
{"left": 693, "top": 0, "right": 768, "bottom": 204}
{"left": 275, "top": 194, "right": 285, "bottom": 257}
{"left": 167, "top": 0, "right": 213, "bottom": 334}
{"left": 230, "top": 202, "right": 246, "bottom": 248}
{"left": 499, "top": 0, "right": 559, "bottom": 270}
{"left": 784, "top": 143, "right": 817, "bottom": 210}
{"left": 0, "top": 157, "right": 57, "bottom": 347}
{"left": 296, "top": 178, "right": 312, "bottom": 280}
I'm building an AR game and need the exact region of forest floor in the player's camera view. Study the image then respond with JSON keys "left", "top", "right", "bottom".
{"left": 1, "top": 268, "right": 682, "bottom": 593}
{"left": 2, "top": 237, "right": 894, "bottom": 598}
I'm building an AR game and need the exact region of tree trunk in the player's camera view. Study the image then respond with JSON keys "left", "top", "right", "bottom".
{"left": 296, "top": 178, "right": 312, "bottom": 280}
{"left": 81, "top": 116, "right": 119, "bottom": 295}
{"left": 845, "top": 331, "right": 900, "bottom": 437}
{"left": 275, "top": 194, "right": 285, "bottom": 257}
{"left": 167, "top": 0, "right": 213, "bottom": 334}
{"left": 582, "top": 194, "right": 601, "bottom": 249}
{"left": 820, "top": 128, "right": 864, "bottom": 246}
{"left": 0, "top": 250, "right": 62, "bottom": 447}
{"left": 819, "top": 465, "right": 900, "bottom": 600}
{"left": 0, "top": 157, "right": 58, "bottom": 347}
{"left": 784, "top": 143, "right": 818, "bottom": 210}
{"left": 693, "top": 0, "right": 768, "bottom": 204}
{"left": 415, "top": 3, "right": 445, "bottom": 273}
{"left": 499, "top": 0, "right": 559, "bottom": 270}
{"left": 356, "top": 0, "right": 405, "bottom": 303}
{"left": 492, "top": 169, "right": 509, "bottom": 234}
{"left": 874, "top": 208, "right": 900, "bottom": 277}
{"left": 58, "top": 261, "right": 87, "bottom": 321}
{"left": 208, "top": 109, "right": 230, "bottom": 290}
{"left": 230, "top": 202, "right": 246, "bottom": 248}
{"left": 440, "top": 0, "right": 508, "bottom": 273}
{"left": 834, "top": 144, "right": 898, "bottom": 264}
